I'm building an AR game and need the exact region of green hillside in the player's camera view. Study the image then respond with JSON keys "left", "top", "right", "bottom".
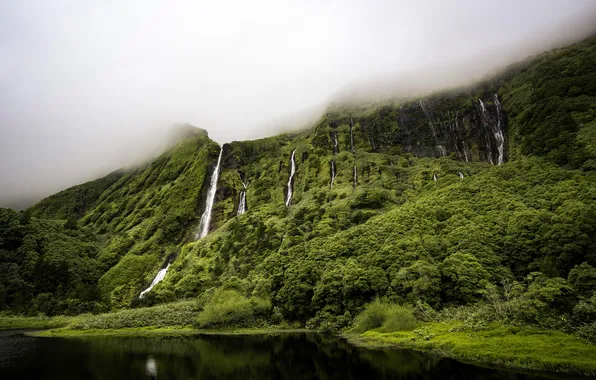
{"left": 1, "top": 37, "right": 596, "bottom": 342}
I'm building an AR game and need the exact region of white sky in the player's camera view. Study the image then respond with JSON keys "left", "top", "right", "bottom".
{"left": 1, "top": 0, "right": 595, "bottom": 208}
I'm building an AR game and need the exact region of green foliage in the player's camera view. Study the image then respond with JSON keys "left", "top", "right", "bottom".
{"left": 352, "top": 299, "right": 416, "bottom": 333}
{"left": 0, "top": 209, "right": 103, "bottom": 315}
{"left": 194, "top": 289, "right": 272, "bottom": 329}
{"left": 352, "top": 299, "right": 387, "bottom": 332}
{"left": 569, "top": 263, "right": 596, "bottom": 297}
{"left": 500, "top": 38, "right": 596, "bottom": 168}
{"left": 29, "top": 170, "right": 124, "bottom": 220}
{"left": 576, "top": 322, "right": 596, "bottom": 344}
{"left": 573, "top": 294, "right": 596, "bottom": 324}
{"left": 0, "top": 314, "right": 73, "bottom": 330}
{"left": 351, "top": 321, "right": 596, "bottom": 376}
{"left": 441, "top": 253, "right": 490, "bottom": 304}
{"left": 380, "top": 305, "right": 417, "bottom": 333}
{"left": 68, "top": 299, "right": 201, "bottom": 329}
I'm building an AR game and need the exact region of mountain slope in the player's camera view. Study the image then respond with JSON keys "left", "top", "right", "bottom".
{"left": 28, "top": 169, "right": 125, "bottom": 221}
{"left": 1, "top": 37, "right": 595, "bottom": 326}
{"left": 1, "top": 127, "right": 219, "bottom": 313}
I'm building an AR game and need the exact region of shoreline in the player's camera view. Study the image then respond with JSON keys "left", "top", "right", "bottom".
{"left": 27, "top": 326, "right": 310, "bottom": 338}
{"left": 343, "top": 322, "right": 596, "bottom": 377}
{"left": 3, "top": 316, "right": 596, "bottom": 376}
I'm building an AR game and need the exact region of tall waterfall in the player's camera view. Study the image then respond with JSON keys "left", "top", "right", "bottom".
{"left": 353, "top": 165, "right": 358, "bottom": 188}
{"left": 331, "top": 132, "right": 339, "bottom": 155}
{"left": 237, "top": 180, "right": 247, "bottom": 216}
{"left": 455, "top": 115, "right": 469, "bottom": 162}
{"left": 494, "top": 94, "right": 505, "bottom": 165}
{"left": 479, "top": 99, "right": 495, "bottom": 165}
{"left": 330, "top": 161, "right": 337, "bottom": 189}
{"left": 285, "top": 149, "right": 296, "bottom": 206}
{"left": 349, "top": 118, "right": 355, "bottom": 153}
{"left": 139, "top": 261, "right": 171, "bottom": 299}
{"left": 420, "top": 100, "right": 438, "bottom": 142}
{"left": 461, "top": 141, "right": 469, "bottom": 162}
{"left": 196, "top": 147, "right": 223, "bottom": 239}
{"left": 479, "top": 99, "right": 488, "bottom": 119}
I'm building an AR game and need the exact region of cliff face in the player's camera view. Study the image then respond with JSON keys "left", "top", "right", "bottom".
{"left": 311, "top": 91, "right": 508, "bottom": 165}
{"left": 211, "top": 87, "right": 511, "bottom": 229}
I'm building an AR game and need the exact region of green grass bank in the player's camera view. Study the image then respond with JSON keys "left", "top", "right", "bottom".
{"left": 345, "top": 322, "right": 596, "bottom": 376}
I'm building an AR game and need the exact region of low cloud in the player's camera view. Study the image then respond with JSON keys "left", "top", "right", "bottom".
{"left": 1, "top": 0, "right": 595, "bottom": 209}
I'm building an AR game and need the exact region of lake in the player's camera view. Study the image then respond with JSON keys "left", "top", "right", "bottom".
{"left": 0, "top": 329, "right": 586, "bottom": 379}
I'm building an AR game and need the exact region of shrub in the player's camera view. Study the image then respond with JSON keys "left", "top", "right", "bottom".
{"left": 68, "top": 299, "right": 201, "bottom": 329}
{"left": 352, "top": 299, "right": 387, "bottom": 332}
{"left": 412, "top": 301, "right": 437, "bottom": 322}
{"left": 352, "top": 299, "right": 416, "bottom": 333}
{"left": 576, "top": 322, "right": 596, "bottom": 344}
{"left": 573, "top": 295, "right": 596, "bottom": 323}
{"left": 379, "top": 304, "right": 416, "bottom": 332}
{"left": 193, "top": 289, "right": 271, "bottom": 329}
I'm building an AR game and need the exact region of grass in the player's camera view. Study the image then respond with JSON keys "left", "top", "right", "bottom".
{"left": 0, "top": 315, "right": 73, "bottom": 330}
{"left": 194, "top": 289, "right": 272, "bottom": 329}
{"left": 0, "top": 300, "right": 200, "bottom": 331}
{"left": 345, "top": 321, "right": 596, "bottom": 376}
{"left": 67, "top": 299, "right": 201, "bottom": 329}
{"left": 351, "top": 299, "right": 416, "bottom": 333}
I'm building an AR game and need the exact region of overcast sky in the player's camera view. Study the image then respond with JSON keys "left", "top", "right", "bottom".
{"left": 1, "top": 0, "right": 596, "bottom": 209}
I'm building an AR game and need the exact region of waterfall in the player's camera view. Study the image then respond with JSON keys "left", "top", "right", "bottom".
{"left": 349, "top": 118, "right": 355, "bottom": 153}
{"left": 420, "top": 100, "right": 438, "bottom": 142}
{"left": 458, "top": 171, "right": 464, "bottom": 179}
{"left": 285, "top": 149, "right": 296, "bottom": 206}
{"left": 331, "top": 132, "right": 339, "bottom": 155}
{"left": 353, "top": 165, "right": 357, "bottom": 188}
{"left": 237, "top": 181, "right": 247, "bottom": 216}
{"left": 479, "top": 99, "right": 495, "bottom": 165}
{"left": 196, "top": 147, "right": 223, "bottom": 239}
{"left": 139, "top": 261, "right": 171, "bottom": 299}
{"left": 436, "top": 145, "right": 447, "bottom": 157}
{"left": 433, "top": 172, "right": 438, "bottom": 182}
{"left": 455, "top": 114, "right": 469, "bottom": 162}
{"left": 494, "top": 94, "right": 505, "bottom": 165}
{"left": 237, "top": 191, "right": 246, "bottom": 215}
{"left": 330, "top": 160, "right": 337, "bottom": 189}
{"left": 479, "top": 99, "right": 488, "bottom": 119}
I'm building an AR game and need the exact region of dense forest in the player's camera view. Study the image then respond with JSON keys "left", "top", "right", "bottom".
{"left": 1, "top": 37, "right": 596, "bottom": 340}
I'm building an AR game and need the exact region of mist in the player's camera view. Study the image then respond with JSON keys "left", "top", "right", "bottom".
{"left": 1, "top": 0, "right": 596, "bottom": 209}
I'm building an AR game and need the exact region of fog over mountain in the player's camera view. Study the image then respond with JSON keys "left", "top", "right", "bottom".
{"left": 1, "top": 0, "right": 596, "bottom": 209}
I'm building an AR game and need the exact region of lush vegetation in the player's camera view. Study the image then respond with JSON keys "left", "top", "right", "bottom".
{"left": 1, "top": 36, "right": 596, "bottom": 374}
{"left": 501, "top": 38, "right": 596, "bottom": 169}
{"left": 28, "top": 170, "right": 124, "bottom": 221}
{"left": 0, "top": 314, "right": 72, "bottom": 330}
{"left": 0, "top": 128, "right": 218, "bottom": 315}
{"left": 351, "top": 299, "right": 416, "bottom": 333}
{"left": 67, "top": 299, "right": 201, "bottom": 329}
{"left": 347, "top": 321, "right": 596, "bottom": 376}
{"left": 193, "top": 289, "right": 274, "bottom": 329}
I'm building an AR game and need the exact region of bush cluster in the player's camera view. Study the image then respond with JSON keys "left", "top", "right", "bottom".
{"left": 352, "top": 299, "right": 416, "bottom": 333}
{"left": 193, "top": 289, "right": 272, "bottom": 329}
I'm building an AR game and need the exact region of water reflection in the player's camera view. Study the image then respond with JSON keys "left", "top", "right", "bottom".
{"left": 145, "top": 356, "right": 157, "bottom": 378}
{"left": 0, "top": 331, "right": 589, "bottom": 380}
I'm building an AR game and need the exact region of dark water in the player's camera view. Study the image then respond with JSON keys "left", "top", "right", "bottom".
{"left": 0, "top": 329, "right": 587, "bottom": 379}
